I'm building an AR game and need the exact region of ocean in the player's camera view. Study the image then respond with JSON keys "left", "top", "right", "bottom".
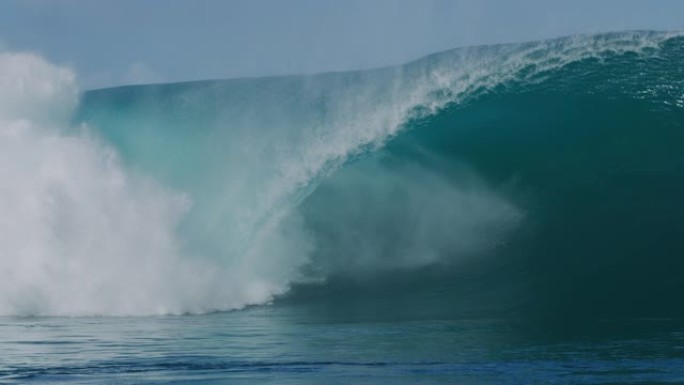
{"left": 1, "top": 31, "right": 683, "bottom": 383}
{"left": 3, "top": 309, "right": 684, "bottom": 384}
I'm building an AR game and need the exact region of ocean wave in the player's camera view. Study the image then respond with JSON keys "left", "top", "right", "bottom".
{"left": 0, "top": 31, "right": 681, "bottom": 316}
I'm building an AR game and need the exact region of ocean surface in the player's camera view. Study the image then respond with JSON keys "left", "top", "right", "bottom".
{"left": 3, "top": 310, "right": 684, "bottom": 384}
{"left": 1, "top": 31, "right": 684, "bottom": 383}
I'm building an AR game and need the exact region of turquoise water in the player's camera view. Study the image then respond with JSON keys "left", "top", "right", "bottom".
{"left": 1, "top": 31, "right": 684, "bottom": 383}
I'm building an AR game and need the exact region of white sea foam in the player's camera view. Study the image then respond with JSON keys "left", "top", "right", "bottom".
{"left": 0, "top": 53, "right": 298, "bottom": 316}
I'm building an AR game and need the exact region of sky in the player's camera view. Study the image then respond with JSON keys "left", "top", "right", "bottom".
{"left": 0, "top": 0, "right": 682, "bottom": 89}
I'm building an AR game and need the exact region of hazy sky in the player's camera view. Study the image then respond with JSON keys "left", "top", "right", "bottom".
{"left": 1, "top": 0, "right": 682, "bottom": 89}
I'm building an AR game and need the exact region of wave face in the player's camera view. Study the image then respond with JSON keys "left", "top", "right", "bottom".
{"left": 1, "top": 31, "right": 682, "bottom": 317}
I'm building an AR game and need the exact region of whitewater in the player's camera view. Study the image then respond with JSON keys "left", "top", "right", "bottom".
{"left": 1, "top": 31, "right": 683, "bottom": 318}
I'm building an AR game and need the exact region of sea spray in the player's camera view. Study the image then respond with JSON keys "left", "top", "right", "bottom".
{"left": 0, "top": 53, "right": 297, "bottom": 315}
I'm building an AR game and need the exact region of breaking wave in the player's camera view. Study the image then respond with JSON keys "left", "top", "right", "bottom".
{"left": 1, "top": 31, "right": 682, "bottom": 317}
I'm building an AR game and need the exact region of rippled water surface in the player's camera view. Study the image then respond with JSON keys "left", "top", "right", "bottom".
{"left": 2, "top": 306, "right": 684, "bottom": 384}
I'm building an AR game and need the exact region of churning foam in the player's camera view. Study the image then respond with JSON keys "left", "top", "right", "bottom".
{"left": 0, "top": 53, "right": 295, "bottom": 316}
